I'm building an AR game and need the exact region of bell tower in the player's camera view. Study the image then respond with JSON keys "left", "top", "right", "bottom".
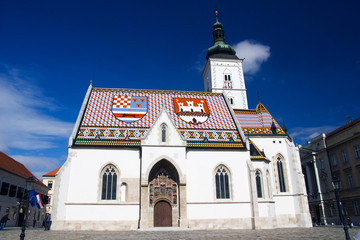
{"left": 202, "top": 11, "right": 248, "bottom": 109}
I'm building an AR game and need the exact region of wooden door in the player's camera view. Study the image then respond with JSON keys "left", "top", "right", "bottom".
{"left": 154, "top": 201, "right": 172, "bottom": 227}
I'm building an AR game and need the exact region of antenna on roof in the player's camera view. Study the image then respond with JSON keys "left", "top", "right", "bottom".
{"left": 90, "top": 80, "right": 93, "bottom": 86}
{"left": 347, "top": 116, "right": 352, "bottom": 124}
{"left": 257, "top": 90, "right": 261, "bottom": 103}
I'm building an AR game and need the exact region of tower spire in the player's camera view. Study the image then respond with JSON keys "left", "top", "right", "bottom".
{"left": 206, "top": 11, "right": 238, "bottom": 60}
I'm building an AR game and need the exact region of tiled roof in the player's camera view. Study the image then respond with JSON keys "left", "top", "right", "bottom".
{"left": 249, "top": 141, "right": 269, "bottom": 161}
{"left": 0, "top": 152, "right": 47, "bottom": 188}
{"left": 75, "top": 88, "right": 244, "bottom": 148}
{"left": 43, "top": 167, "right": 61, "bottom": 177}
{"left": 234, "top": 103, "right": 286, "bottom": 135}
{"left": 326, "top": 117, "right": 360, "bottom": 137}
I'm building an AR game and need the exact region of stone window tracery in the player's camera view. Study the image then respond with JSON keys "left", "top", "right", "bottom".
{"left": 101, "top": 164, "right": 118, "bottom": 200}
{"left": 215, "top": 165, "right": 230, "bottom": 199}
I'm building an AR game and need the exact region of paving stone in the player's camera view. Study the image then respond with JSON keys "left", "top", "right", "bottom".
{"left": 1, "top": 226, "right": 359, "bottom": 240}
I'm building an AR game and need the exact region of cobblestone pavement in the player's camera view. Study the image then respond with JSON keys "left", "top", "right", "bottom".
{"left": 1, "top": 226, "right": 359, "bottom": 240}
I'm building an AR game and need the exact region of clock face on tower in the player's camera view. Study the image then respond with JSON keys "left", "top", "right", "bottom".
{"left": 224, "top": 80, "right": 232, "bottom": 89}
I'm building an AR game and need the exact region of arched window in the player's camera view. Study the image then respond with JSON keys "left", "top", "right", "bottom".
{"left": 277, "top": 157, "right": 286, "bottom": 192}
{"left": 215, "top": 165, "right": 230, "bottom": 199}
{"left": 161, "top": 124, "right": 167, "bottom": 142}
{"left": 255, "top": 170, "right": 263, "bottom": 198}
{"left": 101, "top": 164, "right": 118, "bottom": 200}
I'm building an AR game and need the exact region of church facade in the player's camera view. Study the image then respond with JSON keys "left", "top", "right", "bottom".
{"left": 51, "top": 14, "right": 312, "bottom": 230}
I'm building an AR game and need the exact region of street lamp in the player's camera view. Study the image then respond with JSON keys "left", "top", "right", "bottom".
{"left": 20, "top": 176, "right": 35, "bottom": 240}
{"left": 332, "top": 176, "right": 350, "bottom": 240}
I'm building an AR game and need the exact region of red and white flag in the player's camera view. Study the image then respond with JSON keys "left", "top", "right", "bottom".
{"left": 36, "top": 193, "right": 44, "bottom": 209}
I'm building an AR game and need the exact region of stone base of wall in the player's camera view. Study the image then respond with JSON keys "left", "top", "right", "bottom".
{"left": 52, "top": 220, "right": 139, "bottom": 231}
{"left": 276, "top": 213, "right": 312, "bottom": 228}
{"left": 188, "top": 218, "right": 253, "bottom": 230}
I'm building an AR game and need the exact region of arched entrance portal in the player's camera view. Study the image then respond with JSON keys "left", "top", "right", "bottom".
{"left": 148, "top": 160, "right": 179, "bottom": 227}
{"left": 154, "top": 201, "right": 172, "bottom": 227}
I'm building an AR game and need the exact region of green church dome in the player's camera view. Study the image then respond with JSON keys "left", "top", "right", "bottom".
{"left": 206, "top": 11, "right": 238, "bottom": 60}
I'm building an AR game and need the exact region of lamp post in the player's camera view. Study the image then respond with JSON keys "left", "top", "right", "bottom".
{"left": 20, "top": 176, "right": 35, "bottom": 240}
{"left": 332, "top": 176, "right": 350, "bottom": 240}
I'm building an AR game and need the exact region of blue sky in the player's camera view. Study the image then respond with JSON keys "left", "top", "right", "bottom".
{"left": 1, "top": 0, "right": 359, "bottom": 178}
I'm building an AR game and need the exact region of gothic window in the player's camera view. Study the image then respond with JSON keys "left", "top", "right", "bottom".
{"left": 101, "top": 164, "right": 118, "bottom": 200}
{"left": 215, "top": 165, "right": 230, "bottom": 199}
{"left": 161, "top": 124, "right": 167, "bottom": 142}
{"left": 149, "top": 168, "right": 177, "bottom": 206}
{"left": 277, "top": 156, "right": 286, "bottom": 192}
{"left": 255, "top": 170, "right": 263, "bottom": 198}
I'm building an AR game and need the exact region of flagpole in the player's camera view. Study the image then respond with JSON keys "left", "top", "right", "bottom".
{"left": 20, "top": 176, "right": 35, "bottom": 240}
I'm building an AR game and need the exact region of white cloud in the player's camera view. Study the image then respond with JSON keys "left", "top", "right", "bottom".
{"left": 233, "top": 40, "right": 271, "bottom": 75}
{"left": 10, "top": 155, "right": 64, "bottom": 179}
{"left": 288, "top": 125, "right": 338, "bottom": 144}
{"left": 0, "top": 66, "right": 74, "bottom": 151}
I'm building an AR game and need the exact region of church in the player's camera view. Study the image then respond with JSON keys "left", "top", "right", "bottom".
{"left": 51, "top": 13, "right": 312, "bottom": 230}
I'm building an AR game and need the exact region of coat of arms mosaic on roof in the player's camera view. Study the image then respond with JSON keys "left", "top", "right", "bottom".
{"left": 173, "top": 98, "right": 210, "bottom": 125}
{"left": 75, "top": 88, "right": 244, "bottom": 147}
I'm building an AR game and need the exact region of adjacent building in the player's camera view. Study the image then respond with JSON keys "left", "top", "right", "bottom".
{"left": 326, "top": 118, "right": 360, "bottom": 225}
{"left": 0, "top": 152, "right": 48, "bottom": 227}
{"left": 42, "top": 167, "right": 61, "bottom": 214}
{"left": 51, "top": 13, "right": 311, "bottom": 231}
{"left": 300, "top": 118, "right": 360, "bottom": 226}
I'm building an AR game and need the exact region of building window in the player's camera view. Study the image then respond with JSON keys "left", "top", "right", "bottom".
{"left": 48, "top": 181, "right": 53, "bottom": 189}
{"left": 347, "top": 174, "right": 354, "bottom": 189}
{"left": 215, "top": 165, "right": 230, "bottom": 199}
{"left": 255, "top": 170, "right": 263, "bottom": 198}
{"left": 354, "top": 202, "right": 360, "bottom": 216}
{"left": 328, "top": 204, "right": 334, "bottom": 217}
{"left": 223, "top": 73, "right": 233, "bottom": 89}
{"left": 161, "top": 124, "right": 167, "bottom": 142}
{"left": 227, "top": 97, "right": 234, "bottom": 105}
{"left": 320, "top": 159, "right": 325, "bottom": 169}
{"left": 354, "top": 145, "right": 360, "bottom": 159}
{"left": 101, "top": 164, "right": 118, "bottom": 200}
{"left": 332, "top": 154, "right": 338, "bottom": 166}
{"left": 342, "top": 150, "right": 348, "bottom": 163}
{"left": 0, "top": 182, "right": 9, "bottom": 196}
{"left": 277, "top": 157, "right": 286, "bottom": 192}
{"left": 9, "top": 185, "right": 17, "bottom": 197}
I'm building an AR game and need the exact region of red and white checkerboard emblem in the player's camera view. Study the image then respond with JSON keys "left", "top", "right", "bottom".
{"left": 112, "top": 95, "right": 147, "bottom": 122}
{"left": 113, "top": 95, "right": 131, "bottom": 109}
